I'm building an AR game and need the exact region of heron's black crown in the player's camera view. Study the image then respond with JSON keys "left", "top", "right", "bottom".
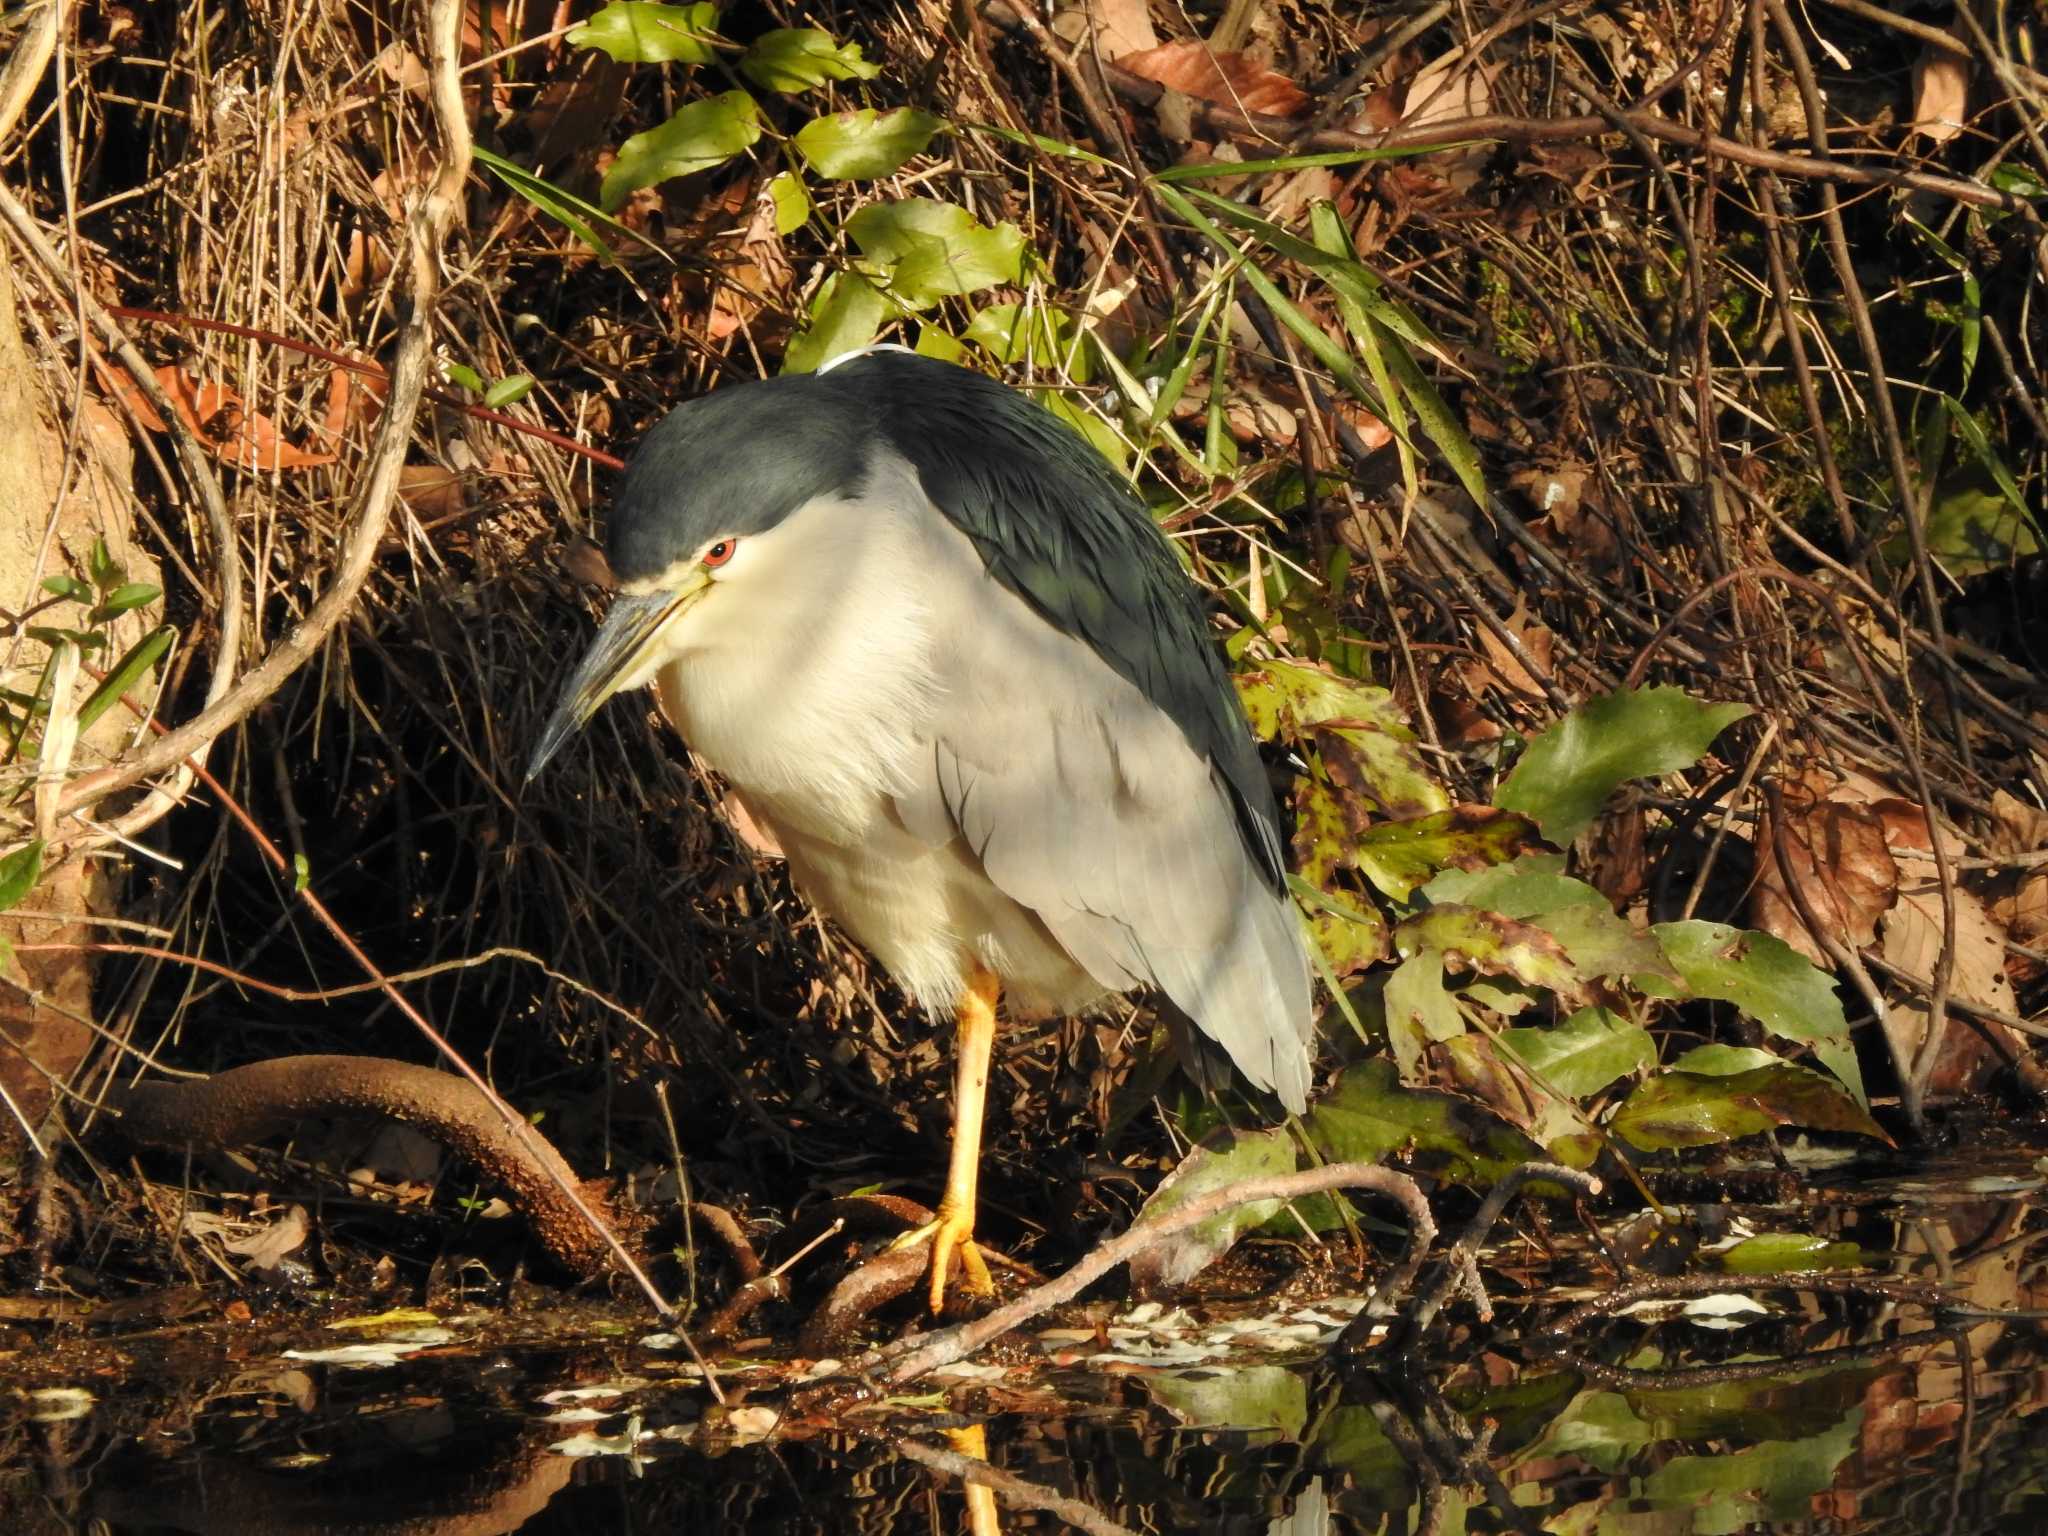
{"left": 607, "top": 350, "right": 1287, "bottom": 891}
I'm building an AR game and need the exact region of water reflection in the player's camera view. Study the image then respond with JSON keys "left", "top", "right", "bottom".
{"left": 3, "top": 1152, "right": 2046, "bottom": 1533}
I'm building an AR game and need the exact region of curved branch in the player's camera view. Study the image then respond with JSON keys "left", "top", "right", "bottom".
{"left": 106, "top": 1054, "right": 628, "bottom": 1278}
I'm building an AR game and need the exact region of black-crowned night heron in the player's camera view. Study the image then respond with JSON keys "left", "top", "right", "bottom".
{"left": 528, "top": 346, "right": 1313, "bottom": 1311}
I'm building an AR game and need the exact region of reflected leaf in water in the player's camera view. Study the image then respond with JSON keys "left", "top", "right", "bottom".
{"left": 1717, "top": 1232, "right": 1864, "bottom": 1273}
{"left": 1145, "top": 1366, "right": 1310, "bottom": 1436}
{"left": 1637, "top": 1406, "right": 1860, "bottom": 1532}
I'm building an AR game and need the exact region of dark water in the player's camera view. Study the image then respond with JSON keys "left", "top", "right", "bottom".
{"left": 6, "top": 1150, "right": 2046, "bottom": 1534}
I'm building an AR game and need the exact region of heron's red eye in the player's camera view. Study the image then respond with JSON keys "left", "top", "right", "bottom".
{"left": 702, "top": 539, "right": 737, "bottom": 568}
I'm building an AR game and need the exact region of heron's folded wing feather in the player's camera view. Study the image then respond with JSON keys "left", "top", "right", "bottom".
{"left": 891, "top": 592, "right": 1312, "bottom": 1110}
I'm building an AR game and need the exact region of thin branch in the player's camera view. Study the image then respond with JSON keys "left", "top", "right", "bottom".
{"left": 859, "top": 1162, "right": 1439, "bottom": 1384}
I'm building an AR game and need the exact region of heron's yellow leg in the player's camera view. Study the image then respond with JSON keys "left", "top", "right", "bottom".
{"left": 943, "top": 1423, "right": 1003, "bottom": 1536}
{"left": 889, "top": 965, "right": 999, "bottom": 1311}
{"left": 929, "top": 965, "right": 999, "bottom": 1310}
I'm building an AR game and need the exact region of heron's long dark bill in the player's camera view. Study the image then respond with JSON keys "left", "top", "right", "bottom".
{"left": 524, "top": 581, "right": 706, "bottom": 782}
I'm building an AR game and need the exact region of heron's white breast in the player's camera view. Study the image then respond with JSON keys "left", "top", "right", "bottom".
{"left": 648, "top": 455, "right": 942, "bottom": 844}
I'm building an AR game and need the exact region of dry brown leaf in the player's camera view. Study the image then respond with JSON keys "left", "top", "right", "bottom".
{"left": 1881, "top": 875, "right": 2015, "bottom": 1099}
{"left": 398, "top": 464, "right": 466, "bottom": 517}
{"left": 1992, "top": 873, "right": 2048, "bottom": 985}
{"left": 1814, "top": 769, "right": 2020, "bottom": 1096}
{"left": 1326, "top": 396, "right": 1392, "bottom": 453}
{"left": 1085, "top": 0, "right": 1159, "bottom": 60}
{"left": 1469, "top": 599, "right": 1553, "bottom": 704}
{"left": 1749, "top": 763, "right": 2012, "bottom": 1096}
{"left": 1401, "top": 51, "right": 1495, "bottom": 129}
{"left": 1751, "top": 787, "right": 1898, "bottom": 965}
{"left": 1117, "top": 42, "right": 1309, "bottom": 119}
{"left": 1989, "top": 789, "right": 2048, "bottom": 855}
{"left": 110, "top": 364, "right": 336, "bottom": 472}
{"left": 1909, "top": 44, "right": 1970, "bottom": 145}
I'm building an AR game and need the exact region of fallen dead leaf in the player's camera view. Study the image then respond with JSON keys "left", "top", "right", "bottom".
{"left": 1083, "top": 0, "right": 1158, "bottom": 59}
{"left": 108, "top": 364, "right": 337, "bottom": 472}
{"left": 1751, "top": 782, "right": 1898, "bottom": 965}
{"left": 1989, "top": 789, "right": 2048, "bottom": 855}
{"left": 1909, "top": 43, "right": 1970, "bottom": 145}
{"left": 1118, "top": 41, "right": 1309, "bottom": 119}
{"left": 1813, "top": 768, "right": 2020, "bottom": 1097}
{"left": 1467, "top": 597, "right": 1554, "bottom": 706}
{"left": 1401, "top": 50, "right": 1497, "bottom": 130}
{"left": 1992, "top": 873, "right": 2048, "bottom": 984}
{"left": 1398, "top": 50, "right": 1500, "bottom": 192}
{"left": 1882, "top": 872, "right": 2015, "bottom": 1100}
{"left": 398, "top": 464, "right": 466, "bottom": 517}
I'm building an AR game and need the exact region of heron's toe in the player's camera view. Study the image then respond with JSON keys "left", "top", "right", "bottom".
{"left": 887, "top": 1208, "right": 996, "bottom": 1313}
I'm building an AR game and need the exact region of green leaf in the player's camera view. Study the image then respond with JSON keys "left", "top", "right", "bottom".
{"left": 766, "top": 170, "right": 811, "bottom": 235}
{"left": 1989, "top": 162, "right": 2048, "bottom": 198}
{"left": 1898, "top": 457, "right": 2040, "bottom": 578}
{"left": 794, "top": 107, "right": 943, "bottom": 180}
{"left": 1354, "top": 806, "right": 1542, "bottom": 902}
{"left": 782, "top": 272, "right": 890, "bottom": 373}
{"left": 1420, "top": 852, "right": 1607, "bottom": 917}
{"left": 1316, "top": 722, "right": 1446, "bottom": 822}
{"left": 1236, "top": 658, "right": 1406, "bottom": 740}
{"left": 1394, "top": 904, "right": 1587, "bottom": 1003}
{"left": 1610, "top": 1064, "right": 1887, "bottom": 1151}
{"left": 40, "top": 575, "right": 90, "bottom": 603}
{"left": 1126, "top": 1123, "right": 1298, "bottom": 1291}
{"left": 77, "top": 625, "right": 174, "bottom": 734}
{"left": 912, "top": 324, "right": 967, "bottom": 363}
{"left": 1533, "top": 902, "right": 1679, "bottom": 982}
{"left": 567, "top": 2, "right": 720, "bottom": 64}
{"left": 1636, "top": 1408, "right": 1860, "bottom": 1527}
{"left": 1145, "top": 1367, "right": 1308, "bottom": 1435}
{"left": 1163, "top": 182, "right": 1486, "bottom": 505}
{"left": 1306, "top": 1058, "right": 1543, "bottom": 1187}
{"left": 739, "top": 28, "right": 881, "bottom": 93}
{"left": 1038, "top": 387, "right": 1125, "bottom": 470}
{"left": 27, "top": 626, "right": 106, "bottom": 653}
{"left": 1244, "top": 694, "right": 1443, "bottom": 829}
{"left": 1718, "top": 1232, "right": 1863, "bottom": 1274}
{"left": 473, "top": 145, "right": 662, "bottom": 262}
{"left": 1290, "top": 876, "right": 1387, "bottom": 980}
{"left": 0, "top": 839, "right": 43, "bottom": 912}
{"left": 444, "top": 361, "right": 485, "bottom": 393}
{"left": 846, "top": 198, "right": 1022, "bottom": 304}
{"left": 1497, "top": 685, "right": 1751, "bottom": 845}
{"left": 1652, "top": 921, "right": 1857, "bottom": 1104}
{"left": 962, "top": 302, "right": 1086, "bottom": 375}
{"left": 600, "top": 91, "right": 763, "bottom": 211}
{"left": 87, "top": 536, "right": 119, "bottom": 590}
{"left": 1669, "top": 1043, "right": 1780, "bottom": 1075}
{"left": 1908, "top": 217, "right": 1979, "bottom": 386}
{"left": 1384, "top": 951, "right": 1466, "bottom": 1075}
{"left": 1307, "top": 203, "right": 1480, "bottom": 507}
{"left": 482, "top": 374, "right": 534, "bottom": 409}
{"left": 1499, "top": 1006, "right": 1656, "bottom": 1098}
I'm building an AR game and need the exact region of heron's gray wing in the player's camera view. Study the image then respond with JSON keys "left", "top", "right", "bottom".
{"left": 822, "top": 351, "right": 1287, "bottom": 897}
{"left": 891, "top": 530, "right": 1313, "bottom": 1112}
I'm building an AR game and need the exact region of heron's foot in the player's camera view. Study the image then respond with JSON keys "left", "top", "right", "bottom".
{"left": 886, "top": 1204, "right": 995, "bottom": 1313}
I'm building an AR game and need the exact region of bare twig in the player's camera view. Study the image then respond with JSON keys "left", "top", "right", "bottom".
{"left": 859, "top": 1162, "right": 1437, "bottom": 1384}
